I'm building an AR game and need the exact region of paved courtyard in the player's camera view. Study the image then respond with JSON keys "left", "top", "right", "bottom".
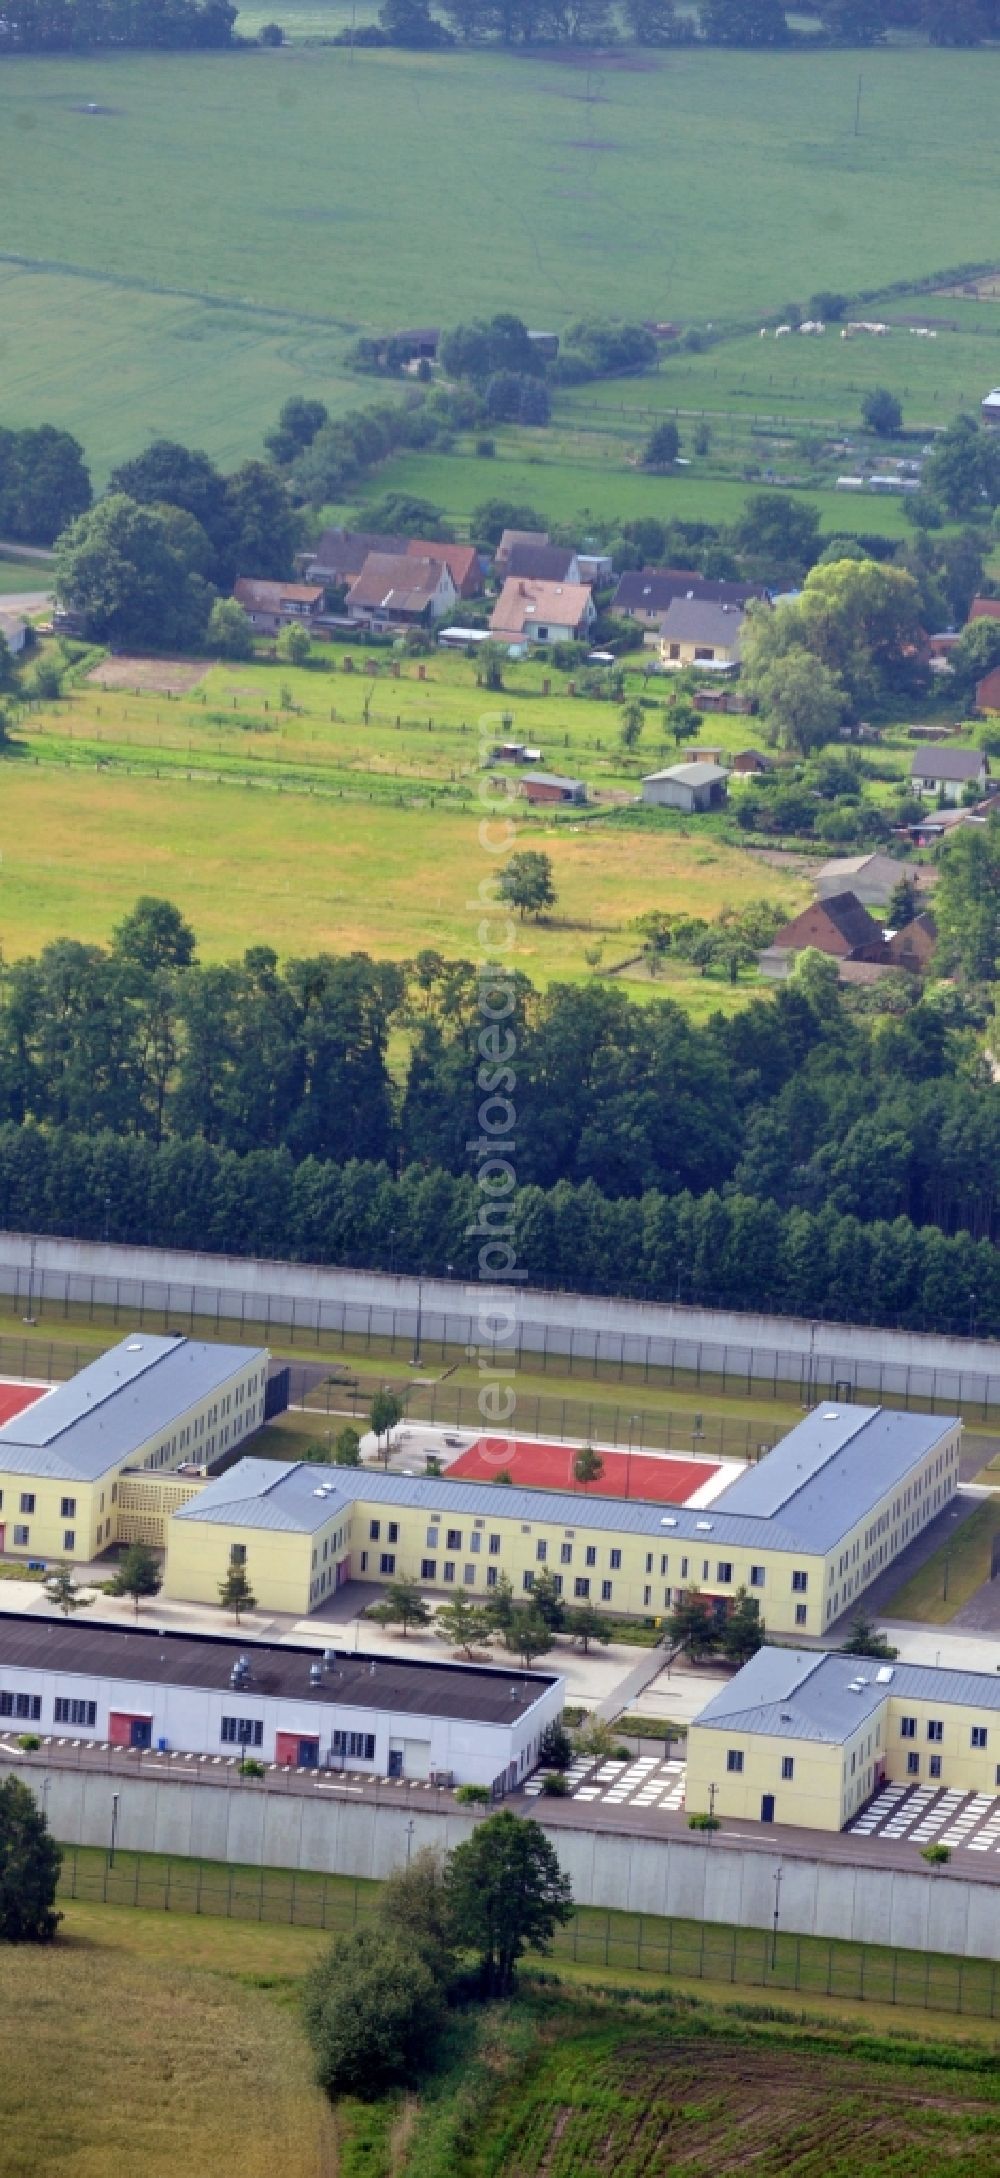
{"left": 848, "top": 1781, "right": 1000, "bottom": 1856}
{"left": 525, "top": 1752, "right": 686, "bottom": 1813}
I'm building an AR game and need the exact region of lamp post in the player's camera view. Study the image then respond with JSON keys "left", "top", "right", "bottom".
{"left": 103, "top": 1191, "right": 112, "bottom": 1244}
{"left": 627, "top": 1413, "right": 639, "bottom": 1500}
{"left": 771, "top": 1864, "right": 783, "bottom": 1970}
{"left": 109, "top": 1790, "right": 120, "bottom": 1870}
{"left": 405, "top": 1818, "right": 415, "bottom": 1866}
{"left": 969, "top": 1290, "right": 977, "bottom": 1339}
{"left": 410, "top": 1275, "right": 424, "bottom": 1368}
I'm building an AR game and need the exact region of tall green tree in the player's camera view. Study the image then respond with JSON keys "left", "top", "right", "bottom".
{"left": 108, "top": 1542, "right": 162, "bottom": 1618}
{"left": 934, "top": 816, "right": 1000, "bottom": 982}
{"left": 502, "top": 1608, "right": 552, "bottom": 1666}
{"left": 366, "top": 1577, "right": 432, "bottom": 1636}
{"left": 435, "top": 1589, "right": 494, "bottom": 1657}
{"left": 720, "top": 1586, "right": 765, "bottom": 1664}
{"left": 446, "top": 1811, "right": 573, "bottom": 1995}
{"left": 498, "top": 852, "right": 557, "bottom": 920}
{"left": 218, "top": 1563, "right": 257, "bottom": 1622}
{"left": 54, "top": 494, "right": 214, "bottom": 650}
{"left": 667, "top": 1587, "right": 718, "bottom": 1660}
{"left": 0, "top": 1777, "right": 62, "bottom": 1943}
{"left": 370, "top": 1389, "right": 403, "bottom": 1462}
{"left": 304, "top": 1927, "right": 446, "bottom": 2098}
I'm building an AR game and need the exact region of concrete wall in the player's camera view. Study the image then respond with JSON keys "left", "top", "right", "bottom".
{"left": 3, "top": 1234, "right": 999, "bottom": 1408}
{"left": 18, "top": 1762, "right": 1000, "bottom": 1962}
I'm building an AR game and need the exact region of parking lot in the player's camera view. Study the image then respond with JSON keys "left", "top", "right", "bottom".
{"left": 849, "top": 1782, "right": 1000, "bottom": 1855}
{"left": 525, "top": 1752, "right": 686, "bottom": 1813}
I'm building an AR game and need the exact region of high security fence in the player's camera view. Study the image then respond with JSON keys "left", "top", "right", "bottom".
{"left": 56, "top": 1846, "right": 1000, "bottom": 2024}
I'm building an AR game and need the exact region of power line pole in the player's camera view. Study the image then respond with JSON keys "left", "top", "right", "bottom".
{"left": 771, "top": 1864, "right": 783, "bottom": 1969}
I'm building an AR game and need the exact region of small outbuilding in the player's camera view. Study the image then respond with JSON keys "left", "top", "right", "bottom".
{"left": 641, "top": 761, "right": 728, "bottom": 813}
{"left": 518, "top": 771, "right": 587, "bottom": 806}
{"left": 816, "top": 852, "right": 908, "bottom": 909}
{"left": 731, "top": 748, "right": 770, "bottom": 775}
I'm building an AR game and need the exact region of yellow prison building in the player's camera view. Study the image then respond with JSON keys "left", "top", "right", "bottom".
{"left": 0, "top": 1334, "right": 269, "bottom": 1565}
{"left": 163, "top": 1403, "right": 961, "bottom": 1639}
{"left": 687, "top": 1647, "right": 1000, "bottom": 1832}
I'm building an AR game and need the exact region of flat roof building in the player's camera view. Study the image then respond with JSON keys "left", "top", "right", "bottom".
{"left": 0, "top": 1613, "right": 562, "bottom": 1790}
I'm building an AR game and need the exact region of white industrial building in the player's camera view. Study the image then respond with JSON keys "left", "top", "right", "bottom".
{"left": 0, "top": 1615, "right": 564, "bottom": 1793}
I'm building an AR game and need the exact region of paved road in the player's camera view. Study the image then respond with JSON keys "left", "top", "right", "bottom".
{"left": 9, "top": 1735, "right": 1000, "bottom": 1888}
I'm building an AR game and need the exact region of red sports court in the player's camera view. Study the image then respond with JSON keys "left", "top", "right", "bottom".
{"left": 448, "top": 1436, "right": 721, "bottom": 1504}
{"left": 0, "top": 1382, "right": 49, "bottom": 1428}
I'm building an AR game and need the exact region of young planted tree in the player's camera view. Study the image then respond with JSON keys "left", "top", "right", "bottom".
{"left": 529, "top": 1567, "right": 566, "bottom": 1633}
{"left": 502, "top": 1608, "right": 552, "bottom": 1668}
{"left": 370, "top": 1389, "right": 403, "bottom": 1464}
{"left": 108, "top": 1542, "right": 162, "bottom": 1619}
{"left": 366, "top": 1577, "right": 432, "bottom": 1637}
{"left": 333, "top": 1426, "right": 362, "bottom": 1467}
{"left": 435, "top": 1589, "right": 494, "bottom": 1659}
{"left": 278, "top": 620, "right": 311, "bottom": 665}
{"left": 667, "top": 1587, "right": 719, "bottom": 1661}
{"left": 42, "top": 1562, "right": 93, "bottom": 1619}
{"left": 218, "top": 1563, "right": 257, "bottom": 1623}
{"left": 446, "top": 1810, "right": 573, "bottom": 1996}
{"left": 720, "top": 1587, "right": 765, "bottom": 1666}
{"left": 538, "top": 1720, "right": 574, "bottom": 1771}
{"left": 619, "top": 699, "right": 645, "bottom": 751}
{"left": 567, "top": 1600, "right": 612, "bottom": 1653}
{"left": 842, "top": 1613, "right": 898, "bottom": 1659}
{"left": 485, "top": 1571, "right": 515, "bottom": 1632}
{"left": 0, "top": 1776, "right": 62, "bottom": 1943}
{"left": 572, "top": 1444, "right": 605, "bottom": 1490}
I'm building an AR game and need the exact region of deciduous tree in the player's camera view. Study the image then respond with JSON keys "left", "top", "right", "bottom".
{"left": 446, "top": 1811, "right": 573, "bottom": 1995}
{"left": 0, "top": 1776, "right": 61, "bottom": 1943}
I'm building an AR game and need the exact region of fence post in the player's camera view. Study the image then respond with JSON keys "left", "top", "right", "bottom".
{"left": 166, "top": 1860, "right": 171, "bottom": 1913}
{"left": 196, "top": 1864, "right": 203, "bottom": 1916}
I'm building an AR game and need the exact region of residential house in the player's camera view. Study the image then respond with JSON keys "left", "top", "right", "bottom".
{"left": 232, "top": 579, "right": 325, "bottom": 634}
{"left": 641, "top": 761, "right": 728, "bottom": 814}
{"left": 490, "top": 578, "right": 596, "bottom": 647}
{"left": 576, "top": 551, "right": 613, "bottom": 585}
{"left": 981, "top": 389, "right": 1000, "bottom": 429}
{"left": 816, "top": 853, "right": 911, "bottom": 909}
{"left": 658, "top": 597, "right": 745, "bottom": 672}
{"left": 759, "top": 891, "right": 884, "bottom": 979}
{"left": 968, "top": 597, "right": 1000, "bottom": 625}
{"left": 612, "top": 569, "right": 768, "bottom": 629}
{"left": 299, "top": 529, "right": 410, "bottom": 587}
{"left": 494, "top": 528, "right": 550, "bottom": 574}
{"left": 977, "top": 668, "right": 1000, "bottom": 714}
{"left": 407, "top": 539, "right": 483, "bottom": 598}
{"left": 882, "top": 911, "right": 938, "bottom": 974}
{"left": 911, "top": 747, "right": 989, "bottom": 802}
{"left": 345, "top": 554, "right": 457, "bottom": 629}
{"left": 501, "top": 543, "right": 582, "bottom": 585}
{"left": 517, "top": 772, "right": 587, "bottom": 806}
{"left": 731, "top": 748, "right": 770, "bottom": 775}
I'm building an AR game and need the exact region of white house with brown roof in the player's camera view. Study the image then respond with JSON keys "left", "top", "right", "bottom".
{"left": 233, "top": 579, "right": 325, "bottom": 634}
{"left": 490, "top": 578, "right": 595, "bottom": 648}
{"left": 346, "top": 554, "right": 457, "bottom": 628}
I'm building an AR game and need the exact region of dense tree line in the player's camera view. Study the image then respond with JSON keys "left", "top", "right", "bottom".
{"left": 0, "top": 0, "right": 235, "bottom": 46}
{"left": 369, "top": 0, "right": 1000, "bottom": 47}
{"left": 0, "top": 425, "right": 91, "bottom": 548}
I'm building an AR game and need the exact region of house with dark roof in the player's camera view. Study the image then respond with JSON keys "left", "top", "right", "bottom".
{"left": 759, "top": 891, "right": 885, "bottom": 979}
{"left": 494, "top": 528, "right": 550, "bottom": 573}
{"left": 407, "top": 539, "right": 482, "bottom": 598}
{"left": 613, "top": 568, "right": 769, "bottom": 629}
{"left": 911, "top": 747, "right": 989, "bottom": 803}
{"left": 300, "top": 529, "right": 411, "bottom": 587}
{"left": 501, "top": 543, "right": 582, "bottom": 585}
{"left": 232, "top": 579, "right": 325, "bottom": 634}
{"left": 658, "top": 597, "right": 745, "bottom": 672}
{"left": 345, "top": 553, "right": 457, "bottom": 628}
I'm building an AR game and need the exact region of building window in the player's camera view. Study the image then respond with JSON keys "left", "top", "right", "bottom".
{"left": 19, "top": 1494, "right": 35, "bottom": 1516}
{"left": 929, "top": 1755, "right": 942, "bottom": 1780}
{"left": 443, "top": 1562, "right": 456, "bottom": 1583}
{"left": 716, "top": 1562, "right": 733, "bottom": 1585}
{"left": 680, "top": 1557, "right": 689, "bottom": 1579}
{"left": 749, "top": 1567, "right": 765, "bottom": 1589}
{"left": 645, "top": 1554, "right": 653, "bottom": 1575}
{"left": 54, "top": 1698, "right": 96, "bottom": 1728}
{"left": 60, "top": 1497, "right": 76, "bottom": 1520}
{"left": 360, "top": 1552, "right": 368, "bottom": 1573}
{"left": 900, "top": 1716, "right": 916, "bottom": 1740}
{"left": 781, "top": 1756, "right": 794, "bottom": 1781}
{"left": 427, "top": 1528, "right": 440, "bottom": 1549}
{"left": 446, "top": 1530, "right": 462, "bottom": 1551}
{"left": 536, "top": 1541, "right": 547, "bottom": 1563}
{"left": 221, "top": 1717, "right": 263, "bottom": 1747}
{"left": 907, "top": 1751, "right": 920, "bottom": 1776}
{"left": 12, "top": 1526, "right": 29, "bottom": 1548}
{"left": 63, "top": 1531, "right": 75, "bottom": 1552}
{"left": 464, "top": 1565, "right": 476, "bottom": 1586}
{"left": 643, "top": 1585, "right": 652, "bottom": 1608}
{"left": 971, "top": 1727, "right": 988, "bottom": 1750}
{"left": 791, "top": 1570, "right": 808, "bottom": 1593}
{"left": 560, "top": 1543, "right": 573, "bottom": 1565}
{"left": 420, "top": 1560, "right": 436, "bottom": 1581}
{"left": 388, "top": 1523, "right": 399, "bottom": 1545}
{"left": 726, "top": 1749, "right": 744, "bottom": 1774}
{"left": 0, "top": 1691, "right": 41, "bottom": 1720}
{"left": 470, "top": 1532, "right": 481, "bottom": 1553}
{"left": 333, "top": 1730, "right": 375, "bottom": 1761}
{"left": 379, "top": 1553, "right": 396, "bottom": 1576}
{"left": 369, "top": 1520, "right": 381, "bottom": 1541}
{"left": 489, "top": 1534, "right": 501, "bottom": 1556}
{"left": 574, "top": 1578, "right": 590, "bottom": 1600}
{"left": 230, "top": 1544, "right": 247, "bottom": 1566}
{"left": 927, "top": 1720, "right": 943, "bottom": 1743}
{"left": 553, "top": 1574, "right": 563, "bottom": 1597}
{"left": 794, "top": 1604, "right": 808, "bottom": 1627}
{"left": 609, "top": 1549, "right": 622, "bottom": 1571}
{"left": 601, "top": 1580, "right": 613, "bottom": 1602}
{"left": 522, "top": 1571, "right": 534, "bottom": 1593}
{"left": 585, "top": 1546, "right": 596, "bottom": 1568}
{"left": 486, "top": 1566, "right": 499, "bottom": 1589}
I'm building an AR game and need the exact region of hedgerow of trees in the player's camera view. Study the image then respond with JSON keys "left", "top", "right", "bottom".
{"left": 358, "top": 0, "right": 1000, "bottom": 50}
{"left": 0, "top": 0, "right": 236, "bottom": 47}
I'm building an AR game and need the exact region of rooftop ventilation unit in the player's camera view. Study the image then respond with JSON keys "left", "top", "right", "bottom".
{"left": 876, "top": 1666, "right": 895, "bottom": 1683}
{"left": 695, "top": 1520, "right": 713, "bottom": 1532}
{"left": 323, "top": 1649, "right": 338, "bottom": 1670}
{"left": 822, "top": 1410, "right": 839, "bottom": 1421}
{"left": 308, "top": 1662, "right": 323, "bottom": 1687}
{"left": 661, "top": 1515, "right": 678, "bottom": 1527}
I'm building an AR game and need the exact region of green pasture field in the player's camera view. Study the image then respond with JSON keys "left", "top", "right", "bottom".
{"left": 0, "top": 554, "right": 53, "bottom": 594}
{"left": 0, "top": 645, "right": 815, "bottom": 997}
{"left": 884, "top": 1498, "right": 1000, "bottom": 1626}
{"left": 347, "top": 443, "right": 918, "bottom": 537}
{"left": 1, "top": 46, "right": 999, "bottom": 478}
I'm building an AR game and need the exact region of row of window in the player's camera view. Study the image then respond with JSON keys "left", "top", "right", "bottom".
{"left": 333, "top": 1731, "right": 375, "bottom": 1760}
{"left": 364, "top": 1527, "right": 813, "bottom": 1595}
{"left": 221, "top": 1717, "right": 264, "bottom": 1746}
{"left": 900, "top": 1718, "right": 990, "bottom": 1749}
{"left": 727, "top": 1750, "right": 796, "bottom": 1780}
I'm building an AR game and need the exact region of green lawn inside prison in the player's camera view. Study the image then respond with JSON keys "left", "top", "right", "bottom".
{"left": 0, "top": 47, "right": 999, "bottom": 477}
{"left": 48, "top": 1843, "right": 1000, "bottom": 2041}
{"left": 882, "top": 1498, "right": 1000, "bottom": 1626}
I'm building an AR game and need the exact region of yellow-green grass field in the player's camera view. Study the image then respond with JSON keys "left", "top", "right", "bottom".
{"left": 1, "top": 47, "right": 999, "bottom": 477}
{"left": 0, "top": 555, "right": 52, "bottom": 596}
{"left": 884, "top": 1498, "right": 1000, "bottom": 1626}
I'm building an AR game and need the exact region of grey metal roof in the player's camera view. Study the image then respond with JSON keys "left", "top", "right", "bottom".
{"left": 693, "top": 1648, "right": 1000, "bottom": 1745}
{"left": 715, "top": 1405, "right": 956, "bottom": 1545}
{"left": 0, "top": 1613, "right": 556, "bottom": 1725}
{"left": 911, "top": 747, "right": 985, "bottom": 781}
{"left": 0, "top": 1336, "right": 267, "bottom": 1483}
{"left": 643, "top": 762, "right": 728, "bottom": 787}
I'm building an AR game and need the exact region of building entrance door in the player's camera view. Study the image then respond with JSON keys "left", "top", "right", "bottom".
{"left": 387, "top": 1748, "right": 404, "bottom": 1779}
{"left": 760, "top": 1794, "right": 775, "bottom": 1824}
{"left": 130, "top": 1719, "right": 152, "bottom": 1751}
